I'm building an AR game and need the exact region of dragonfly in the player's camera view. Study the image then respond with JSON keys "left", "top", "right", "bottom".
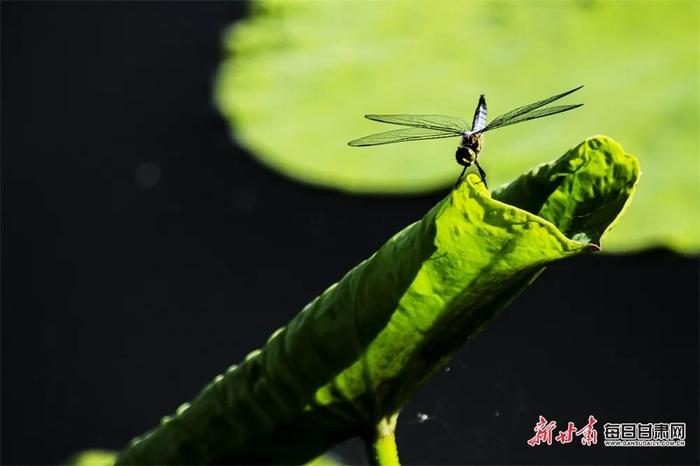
{"left": 348, "top": 86, "right": 583, "bottom": 189}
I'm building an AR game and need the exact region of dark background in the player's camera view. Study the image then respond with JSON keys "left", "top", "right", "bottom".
{"left": 2, "top": 2, "right": 698, "bottom": 465}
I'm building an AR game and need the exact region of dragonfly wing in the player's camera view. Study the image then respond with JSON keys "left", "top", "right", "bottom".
{"left": 365, "top": 114, "right": 467, "bottom": 132}
{"left": 481, "top": 85, "right": 583, "bottom": 132}
{"left": 481, "top": 104, "right": 583, "bottom": 132}
{"left": 348, "top": 127, "right": 461, "bottom": 147}
{"left": 471, "top": 95, "right": 488, "bottom": 132}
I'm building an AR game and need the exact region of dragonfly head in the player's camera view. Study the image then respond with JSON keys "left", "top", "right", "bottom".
{"left": 455, "top": 146, "right": 476, "bottom": 166}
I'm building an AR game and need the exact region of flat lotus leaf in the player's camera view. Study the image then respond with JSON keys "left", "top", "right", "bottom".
{"left": 116, "top": 137, "right": 639, "bottom": 464}
{"left": 215, "top": 0, "right": 698, "bottom": 253}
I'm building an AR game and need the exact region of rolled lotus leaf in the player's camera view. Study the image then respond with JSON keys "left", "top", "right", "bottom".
{"left": 116, "top": 136, "right": 639, "bottom": 465}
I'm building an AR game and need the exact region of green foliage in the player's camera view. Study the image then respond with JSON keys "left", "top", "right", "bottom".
{"left": 215, "top": 0, "right": 697, "bottom": 253}
{"left": 64, "top": 450, "right": 117, "bottom": 466}
{"left": 66, "top": 450, "right": 343, "bottom": 466}
{"left": 116, "top": 137, "right": 638, "bottom": 464}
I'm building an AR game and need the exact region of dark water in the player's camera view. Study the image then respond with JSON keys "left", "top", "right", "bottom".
{"left": 2, "top": 3, "right": 697, "bottom": 465}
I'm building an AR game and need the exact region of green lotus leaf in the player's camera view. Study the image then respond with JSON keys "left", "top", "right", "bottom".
{"left": 116, "top": 136, "right": 638, "bottom": 465}
{"left": 66, "top": 450, "right": 342, "bottom": 466}
{"left": 215, "top": 0, "right": 697, "bottom": 253}
{"left": 65, "top": 450, "right": 343, "bottom": 466}
{"left": 64, "top": 450, "right": 117, "bottom": 466}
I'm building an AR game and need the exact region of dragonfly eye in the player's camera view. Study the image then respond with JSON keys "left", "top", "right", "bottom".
{"left": 455, "top": 147, "right": 473, "bottom": 166}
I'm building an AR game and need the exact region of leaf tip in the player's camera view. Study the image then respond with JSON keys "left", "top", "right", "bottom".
{"left": 465, "top": 173, "right": 490, "bottom": 196}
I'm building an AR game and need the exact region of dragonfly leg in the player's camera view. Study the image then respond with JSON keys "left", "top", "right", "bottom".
{"left": 454, "top": 164, "right": 468, "bottom": 189}
{"left": 474, "top": 160, "right": 488, "bottom": 190}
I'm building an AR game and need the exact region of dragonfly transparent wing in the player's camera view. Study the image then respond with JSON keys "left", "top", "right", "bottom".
{"left": 471, "top": 95, "right": 488, "bottom": 132}
{"left": 481, "top": 104, "right": 583, "bottom": 132}
{"left": 480, "top": 85, "right": 583, "bottom": 133}
{"left": 348, "top": 127, "right": 461, "bottom": 147}
{"left": 364, "top": 114, "right": 467, "bottom": 133}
